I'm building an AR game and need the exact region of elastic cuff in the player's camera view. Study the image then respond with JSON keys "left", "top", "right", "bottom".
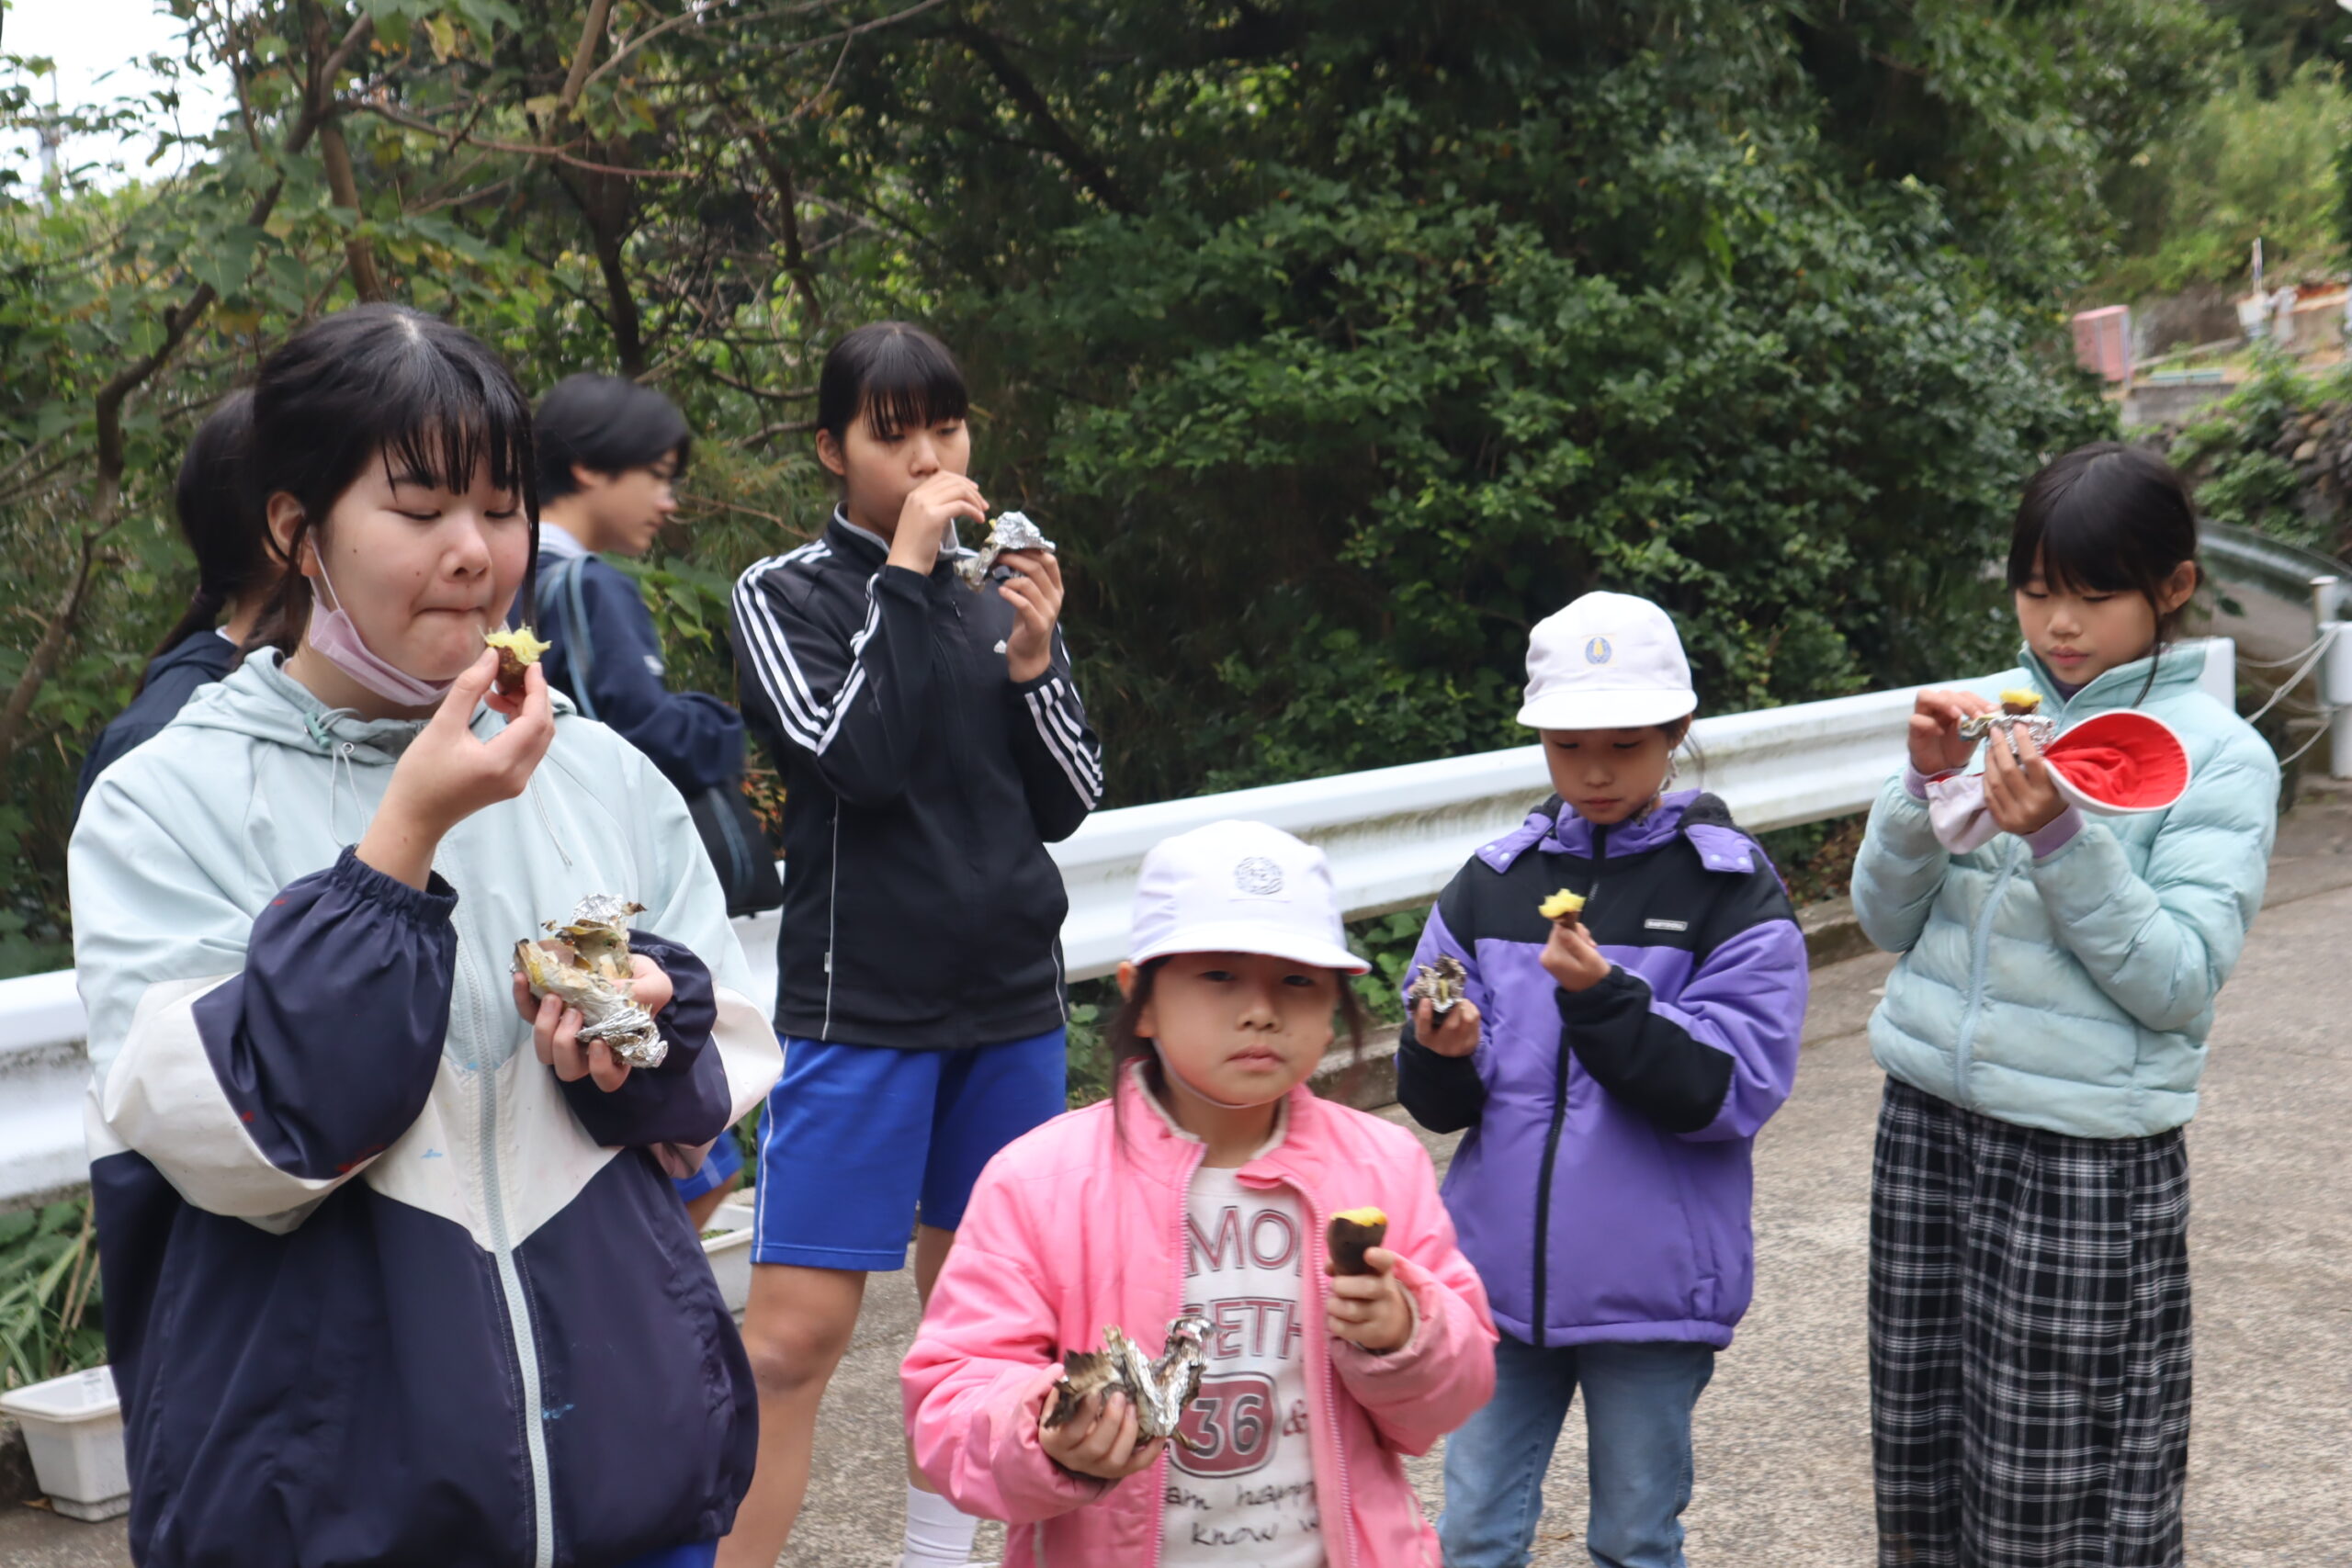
{"left": 1902, "top": 763, "right": 1958, "bottom": 803}
{"left": 2026, "top": 807, "right": 2086, "bottom": 861}
{"left": 1396, "top": 1025, "right": 1472, "bottom": 1065}
{"left": 1554, "top": 964, "right": 1642, "bottom": 1019}
{"left": 327, "top": 844, "right": 458, "bottom": 925}
{"left": 1011, "top": 667, "right": 1063, "bottom": 697}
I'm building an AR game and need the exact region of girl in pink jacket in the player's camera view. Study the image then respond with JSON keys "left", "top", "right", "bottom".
{"left": 902, "top": 818, "right": 1498, "bottom": 1566}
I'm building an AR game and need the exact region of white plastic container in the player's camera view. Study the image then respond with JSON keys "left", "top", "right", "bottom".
{"left": 0, "top": 1364, "right": 130, "bottom": 1521}
{"left": 700, "top": 1200, "right": 756, "bottom": 1316}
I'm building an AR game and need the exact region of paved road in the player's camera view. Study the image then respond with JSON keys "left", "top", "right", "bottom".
{"left": 13, "top": 800, "right": 2352, "bottom": 1564}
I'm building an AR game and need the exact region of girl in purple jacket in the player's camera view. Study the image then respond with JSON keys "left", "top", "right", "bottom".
{"left": 1396, "top": 592, "right": 1809, "bottom": 1568}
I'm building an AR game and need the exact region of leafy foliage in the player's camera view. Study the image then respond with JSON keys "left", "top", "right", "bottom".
{"left": 0, "top": 0, "right": 2224, "bottom": 981}
{"left": 2102, "top": 63, "right": 2352, "bottom": 295}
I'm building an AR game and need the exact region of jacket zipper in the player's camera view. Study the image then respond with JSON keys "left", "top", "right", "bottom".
{"left": 1949, "top": 840, "right": 2020, "bottom": 1107}
{"left": 1950, "top": 677, "right": 2073, "bottom": 1106}
{"left": 1306, "top": 1187, "right": 1363, "bottom": 1568}
{"left": 1530, "top": 819, "right": 1603, "bottom": 1348}
{"left": 454, "top": 935, "right": 558, "bottom": 1568}
{"left": 1145, "top": 1139, "right": 1205, "bottom": 1568}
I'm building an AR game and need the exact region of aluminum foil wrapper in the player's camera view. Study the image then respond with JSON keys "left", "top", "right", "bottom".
{"left": 514, "top": 894, "right": 666, "bottom": 1069}
{"left": 1406, "top": 953, "right": 1468, "bottom": 1015}
{"left": 1958, "top": 711, "right": 2058, "bottom": 758}
{"left": 1043, "top": 1314, "right": 1211, "bottom": 1450}
{"left": 953, "top": 510, "right": 1056, "bottom": 591}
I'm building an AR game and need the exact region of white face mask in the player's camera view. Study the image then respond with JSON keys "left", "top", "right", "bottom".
{"left": 304, "top": 557, "right": 457, "bottom": 708}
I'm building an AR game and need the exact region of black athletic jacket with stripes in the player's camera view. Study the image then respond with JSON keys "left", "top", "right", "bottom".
{"left": 729, "top": 511, "right": 1103, "bottom": 1050}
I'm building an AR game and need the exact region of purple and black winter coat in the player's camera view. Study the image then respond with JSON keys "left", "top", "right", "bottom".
{"left": 1396, "top": 791, "right": 1807, "bottom": 1348}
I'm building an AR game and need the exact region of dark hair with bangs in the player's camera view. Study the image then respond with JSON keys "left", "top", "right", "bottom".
{"left": 815, "top": 321, "right": 968, "bottom": 447}
{"left": 2007, "top": 442, "right": 2202, "bottom": 658}
{"left": 142, "top": 390, "right": 269, "bottom": 690}
{"left": 245, "top": 304, "right": 538, "bottom": 654}
{"left": 535, "top": 373, "right": 693, "bottom": 501}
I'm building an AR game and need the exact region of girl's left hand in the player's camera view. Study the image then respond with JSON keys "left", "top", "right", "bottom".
{"left": 1327, "top": 1247, "right": 1414, "bottom": 1354}
{"left": 1539, "top": 919, "right": 1611, "bottom": 995}
{"left": 510, "top": 953, "right": 673, "bottom": 1094}
{"left": 996, "top": 549, "right": 1065, "bottom": 684}
{"left": 1982, "top": 727, "right": 2067, "bottom": 836}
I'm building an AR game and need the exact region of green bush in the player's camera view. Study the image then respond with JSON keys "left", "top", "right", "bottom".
{"left": 950, "top": 41, "right": 2115, "bottom": 804}
{"left": 0, "top": 1201, "right": 103, "bottom": 1389}
{"left": 2171, "top": 348, "right": 2352, "bottom": 553}
{"left": 2105, "top": 63, "right": 2352, "bottom": 295}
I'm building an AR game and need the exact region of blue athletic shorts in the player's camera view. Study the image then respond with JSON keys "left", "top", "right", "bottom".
{"left": 671, "top": 1131, "right": 743, "bottom": 1201}
{"left": 751, "top": 1027, "right": 1068, "bottom": 1270}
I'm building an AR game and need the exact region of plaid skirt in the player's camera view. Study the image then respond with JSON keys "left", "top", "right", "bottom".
{"left": 1870, "top": 1077, "right": 2191, "bottom": 1568}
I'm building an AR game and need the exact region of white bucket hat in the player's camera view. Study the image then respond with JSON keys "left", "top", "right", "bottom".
{"left": 1517, "top": 592, "right": 1698, "bottom": 731}
{"left": 1128, "top": 819, "right": 1369, "bottom": 974}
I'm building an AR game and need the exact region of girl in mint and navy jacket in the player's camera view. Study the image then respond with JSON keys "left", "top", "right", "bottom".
{"left": 70, "top": 306, "right": 780, "bottom": 1568}
{"left": 1396, "top": 592, "right": 1808, "bottom": 1568}
{"left": 1853, "top": 443, "right": 2278, "bottom": 1568}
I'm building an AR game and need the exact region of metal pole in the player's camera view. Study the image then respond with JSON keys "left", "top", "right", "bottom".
{"left": 2313, "top": 577, "right": 2352, "bottom": 778}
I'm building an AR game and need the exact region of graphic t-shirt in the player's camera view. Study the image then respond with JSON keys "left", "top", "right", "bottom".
{"left": 1162, "top": 1164, "right": 1325, "bottom": 1567}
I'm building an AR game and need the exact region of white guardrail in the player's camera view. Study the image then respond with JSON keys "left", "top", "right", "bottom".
{"left": 0, "top": 641, "right": 2236, "bottom": 1209}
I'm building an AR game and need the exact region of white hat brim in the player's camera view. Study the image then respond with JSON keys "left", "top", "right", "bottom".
{"left": 1516, "top": 688, "right": 1698, "bottom": 731}
{"left": 1130, "top": 919, "right": 1371, "bottom": 976}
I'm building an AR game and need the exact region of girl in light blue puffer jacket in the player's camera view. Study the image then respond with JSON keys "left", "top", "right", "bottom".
{"left": 1851, "top": 443, "right": 2278, "bottom": 1568}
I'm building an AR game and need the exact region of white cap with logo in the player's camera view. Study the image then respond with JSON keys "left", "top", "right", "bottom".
{"left": 1517, "top": 591, "right": 1698, "bottom": 731}
{"left": 1128, "top": 819, "right": 1370, "bottom": 975}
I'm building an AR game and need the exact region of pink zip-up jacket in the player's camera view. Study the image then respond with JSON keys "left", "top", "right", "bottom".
{"left": 902, "top": 1069, "right": 1498, "bottom": 1567}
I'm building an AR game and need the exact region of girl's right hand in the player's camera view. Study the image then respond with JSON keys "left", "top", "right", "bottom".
{"left": 1413, "top": 997, "right": 1482, "bottom": 1058}
{"left": 888, "top": 472, "right": 989, "bottom": 574}
{"left": 360, "top": 650, "right": 555, "bottom": 887}
{"left": 1908, "top": 688, "right": 1995, "bottom": 776}
{"left": 1036, "top": 1389, "right": 1166, "bottom": 1483}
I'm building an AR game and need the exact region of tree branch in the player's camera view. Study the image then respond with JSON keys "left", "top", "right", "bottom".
{"left": 0, "top": 532, "right": 106, "bottom": 774}
{"left": 0, "top": 5, "right": 374, "bottom": 776}
{"left": 949, "top": 18, "right": 1135, "bottom": 215}
{"left": 355, "top": 97, "right": 692, "bottom": 177}
{"left": 318, "top": 115, "right": 384, "bottom": 299}
{"left": 309, "top": 1, "right": 383, "bottom": 300}
{"left": 558, "top": 0, "right": 620, "bottom": 113}
{"left": 583, "top": 0, "right": 833, "bottom": 95}
{"left": 705, "top": 367, "right": 817, "bottom": 401}
{"left": 733, "top": 114, "right": 823, "bottom": 321}
{"left": 735, "top": 416, "right": 819, "bottom": 446}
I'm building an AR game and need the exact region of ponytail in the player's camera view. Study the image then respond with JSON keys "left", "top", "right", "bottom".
{"left": 135, "top": 588, "right": 232, "bottom": 695}
{"left": 137, "top": 392, "right": 267, "bottom": 694}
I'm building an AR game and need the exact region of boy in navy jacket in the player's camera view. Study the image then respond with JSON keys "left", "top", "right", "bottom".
{"left": 534, "top": 373, "right": 751, "bottom": 1222}
{"left": 533, "top": 375, "right": 746, "bottom": 799}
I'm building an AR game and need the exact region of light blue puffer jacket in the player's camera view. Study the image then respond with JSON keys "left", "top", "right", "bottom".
{"left": 1853, "top": 643, "right": 2278, "bottom": 1139}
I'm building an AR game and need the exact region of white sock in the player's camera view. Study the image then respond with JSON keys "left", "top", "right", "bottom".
{"left": 900, "top": 1482, "right": 980, "bottom": 1568}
